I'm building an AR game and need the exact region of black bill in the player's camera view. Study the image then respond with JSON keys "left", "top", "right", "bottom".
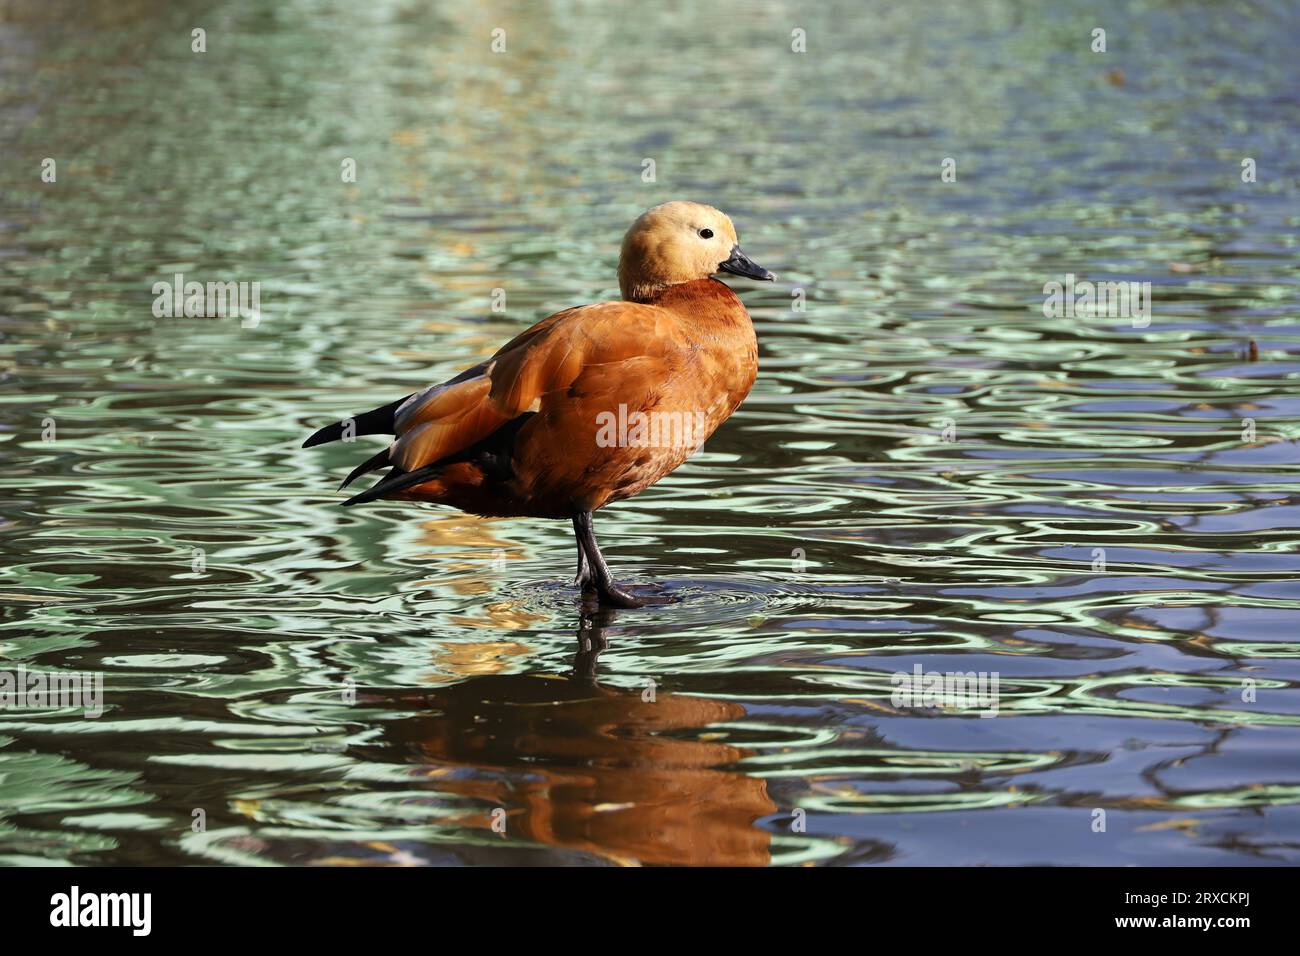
{"left": 718, "top": 245, "right": 777, "bottom": 281}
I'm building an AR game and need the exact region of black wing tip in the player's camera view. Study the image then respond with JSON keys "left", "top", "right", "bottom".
{"left": 302, "top": 422, "right": 344, "bottom": 448}
{"left": 339, "top": 463, "right": 444, "bottom": 508}
{"left": 301, "top": 395, "right": 413, "bottom": 450}
{"left": 339, "top": 448, "right": 392, "bottom": 490}
{"left": 340, "top": 465, "right": 405, "bottom": 507}
{"left": 340, "top": 483, "right": 388, "bottom": 507}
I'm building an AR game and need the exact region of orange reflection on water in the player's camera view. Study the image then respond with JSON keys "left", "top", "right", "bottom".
{"left": 376, "top": 672, "right": 773, "bottom": 866}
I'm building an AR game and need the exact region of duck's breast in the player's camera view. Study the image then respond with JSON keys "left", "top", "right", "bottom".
{"left": 510, "top": 280, "right": 758, "bottom": 513}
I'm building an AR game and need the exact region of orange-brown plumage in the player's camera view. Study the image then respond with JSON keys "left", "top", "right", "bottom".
{"left": 304, "top": 201, "right": 775, "bottom": 607}
{"left": 389, "top": 279, "right": 756, "bottom": 518}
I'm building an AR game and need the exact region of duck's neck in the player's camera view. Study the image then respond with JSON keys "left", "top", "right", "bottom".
{"left": 618, "top": 267, "right": 665, "bottom": 303}
{"left": 645, "top": 278, "right": 751, "bottom": 327}
{"left": 621, "top": 282, "right": 665, "bottom": 304}
{"left": 620, "top": 268, "right": 731, "bottom": 305}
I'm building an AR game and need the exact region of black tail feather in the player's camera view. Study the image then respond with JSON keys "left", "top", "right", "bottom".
{"left": 302, "top": 395, "right": 410, "bottom": 448}
{"left": 342, "top": 463, "right": 445, "bottom": 507}
{"left": 339, "top": 447, "right": 392, "bottom": 490}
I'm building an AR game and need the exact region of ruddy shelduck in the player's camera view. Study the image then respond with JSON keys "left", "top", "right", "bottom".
{"left": 304, "top": 201, "right": 775, "bottom": 607}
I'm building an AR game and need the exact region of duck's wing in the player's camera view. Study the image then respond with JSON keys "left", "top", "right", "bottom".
{"left": 338, "top": 301, "right": 685, "bottom": 506}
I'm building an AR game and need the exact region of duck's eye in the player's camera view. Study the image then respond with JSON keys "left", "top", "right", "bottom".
{"left": 698, "top": 228, "right": 714, "bottom": 239}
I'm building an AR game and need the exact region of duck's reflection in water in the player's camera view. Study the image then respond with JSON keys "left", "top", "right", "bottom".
{"left": 371, "top": 609, "right": 774, "bottom": 866}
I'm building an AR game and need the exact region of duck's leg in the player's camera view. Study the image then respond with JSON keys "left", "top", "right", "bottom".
{"left": 574, "top": 535, "right": 593, "bottom": 588}
{"left": 571, "top": 512, "right": 646, "bottom": 608}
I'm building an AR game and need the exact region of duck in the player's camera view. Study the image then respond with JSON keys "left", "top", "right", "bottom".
{"left": 303, "top": 201, "right": 775, "bottom": 607}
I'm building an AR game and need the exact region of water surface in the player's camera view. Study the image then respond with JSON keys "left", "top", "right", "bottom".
{"left": 2, "top": 0, "right": 1299, "bottom": 865}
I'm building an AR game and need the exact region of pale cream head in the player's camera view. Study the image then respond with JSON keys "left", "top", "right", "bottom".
{"left": 617, "top": 201, "right": 773, "bottom": 302}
